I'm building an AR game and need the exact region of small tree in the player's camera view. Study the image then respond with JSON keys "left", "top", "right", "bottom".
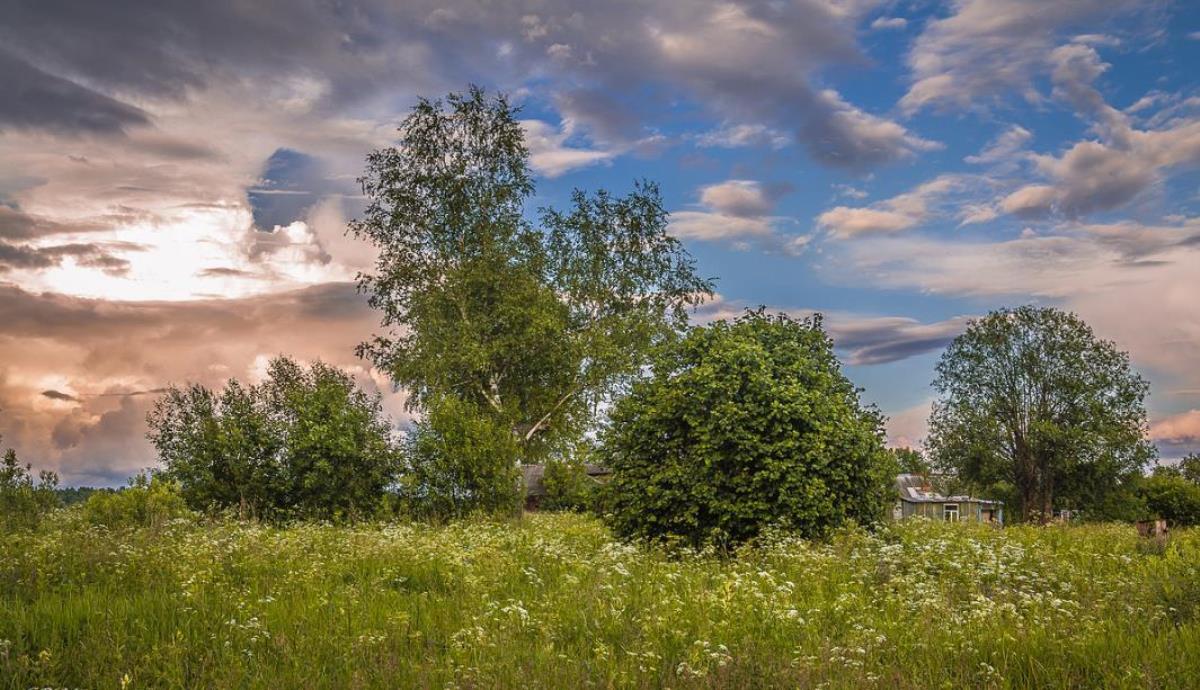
{"left": 351, "top": 87, "right": 712, "bottom": 469}
{"left": 599, "top": 310, "right": 894, "bottom": 548}
{"left": 0, "top": 436, "right": 61, "bottom": 530}
{"left": 147, "top": 357, "right": 399, "bottom": 520}
{"left": 401, "top": 394, "right": 522, "bottom": 520}
{"left": 927, "top": 306, "right": 1155, "bottom": 523}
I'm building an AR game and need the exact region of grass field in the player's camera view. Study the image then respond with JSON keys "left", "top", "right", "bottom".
{"left": 3, "top": 512, "right": 1200, "bottom": 689}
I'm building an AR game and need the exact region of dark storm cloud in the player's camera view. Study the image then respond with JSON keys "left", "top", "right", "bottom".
{"left": 0, "top": 240, "right": 140, "bottom": 275}
{"left": 0, "top": 0, "right": 929, "bottom": 169}
{"left": 0, "top": 48, "right": 149, "bottom": 135}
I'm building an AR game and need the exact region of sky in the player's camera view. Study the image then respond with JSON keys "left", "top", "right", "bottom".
{"left": 2, "top": 0, "right": 1200, "bottom": 486}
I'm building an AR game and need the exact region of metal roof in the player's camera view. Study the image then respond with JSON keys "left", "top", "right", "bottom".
{"left": 894, "top": 473, "right": 1003, "bottom": 505}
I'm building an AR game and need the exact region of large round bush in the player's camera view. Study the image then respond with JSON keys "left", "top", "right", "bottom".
{"left": 599, "top": 310, "right": 894, "bottom": 548}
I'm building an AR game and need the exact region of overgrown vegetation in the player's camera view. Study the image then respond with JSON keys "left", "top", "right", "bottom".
{"left": 600, "top": 310, "right": 895, "bottom": 548}
{"left": 0, "top": 436, "right": 60, "bottom": 530}
{"left": 147, "top": 356, "right": 399, "bottom": 521}
{"left": 3, "top": 513, "right": 1199, "bottom": 689}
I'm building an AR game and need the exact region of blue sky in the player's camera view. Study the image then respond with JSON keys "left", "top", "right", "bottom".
{"left": 1, "top": 0, "right": 1199, "bottom": 483}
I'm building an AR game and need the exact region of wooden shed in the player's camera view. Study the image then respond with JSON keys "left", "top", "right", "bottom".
{"left": 893, "top": 473, "right": 1004, "bottom": 524}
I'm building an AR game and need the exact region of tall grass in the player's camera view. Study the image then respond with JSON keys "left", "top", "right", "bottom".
{"left": 2, "top": 512, "right": 1199, "bottom": 689}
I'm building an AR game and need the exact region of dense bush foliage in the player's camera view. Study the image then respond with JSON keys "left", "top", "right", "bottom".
{"left": 539, "top": 453, "right": 598, "bottom": 512}
{"left": 147, "top": 356, "right": 399, "bottom": 520}
{"left": 81, "top": 472, "right": 192, "bottom": 529}
{"left": 3, "top": 514, "right": 1200, "bottom": 689}
{"left": 1141, "top": 469, "right": 1200, "bottom": 527}
{"left": 0, "top": 439, "right": 60, "bottom": 530}
{"left": 400, "top": 395, "right": 522, "bottom": 520}
{"left": 599, "top": 310, "right": 895, "bottom": 548}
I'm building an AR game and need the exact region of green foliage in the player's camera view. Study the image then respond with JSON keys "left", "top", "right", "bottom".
{"left": 147, "top": 356, "right": 399, "bottom": 521}
{"left": 401, "top": 394, "right": 522, "bottom": 520}
{"left": 928, "top": 306, "right": 1155, "bottom": 523}
{"left": 81, "top": 472, "right": 192, "bottom": 529}
{"left": 4, "top": 514, "right": 1200, "bottom": 689}
{"left": 0, "top": 437, "right": 60, "bottom": 530}
{"left": 1140, "top": 472, "right": 1200, "bottom": 526}
{"left": 599, "top": 310, "right": 894, "bottom": 548}
{"left": 55, "top": 486, "right": 109, "bottom": 506}
{"left": 351, "top": 86, "right": 711, "bottom": 468}
{"left": 890, "top": 447, "right": 928, "bottom": 476}
{"left": 540, "top": 452, "right": 597, "bottom": 513}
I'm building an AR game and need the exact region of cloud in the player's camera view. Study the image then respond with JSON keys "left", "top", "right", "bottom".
{"left": 0, "top": 48, "right": 149, "bottom": 135}
{"left": 694, "top": 295, "right": 971, "bottom": 366}
{"left": 870, "top": 17, "right": 907, "bottom": 31}
{"left": 694, "top": 123, "right": 791, "bottom": 150}
{"left": 802, "top": 89, "right": 941, "bottom": 167}
{"left": 995, "top": 44, "right": 1200, "bottom": 219}
{"left": 900, "top": 0, "right": 1148, "bottom": 114}
{"left": 0, "top": 282, "right": 409, "bottom": 485}
{"left": 830, "top": 219, "right": 1200, "bottom": 428}
{"left": 1150, "top": 410, "right": 1200, "bottom": 444}
{"left": 520, "top": 119, "right": 616, "bottom": 177}
{"left": 670, "top": 180, "right": 808, "bottom": 255}
{"left": 964, "top": 125, "right": 1032, "bottom": 168}
{"left": 886, "top": 400, "right": 933, "bottom": 449}
{"left": 698, "top": 180, "right": 784, "bottom": 218}
{"left": 817, "top": 175, "right": 966, "bottom": 238}
{"left": 827, "top": 315, "right": 973, "bottom": 365}
{"left": 0, "top": 240, "right": 140, "bottom": 276}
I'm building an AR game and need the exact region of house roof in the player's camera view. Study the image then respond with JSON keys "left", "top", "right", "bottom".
{"left": 521, "top": 463, "right": 611, "bottom": 497}
{"left": 894, "top": 473, "right": 1003, "bottom": 505}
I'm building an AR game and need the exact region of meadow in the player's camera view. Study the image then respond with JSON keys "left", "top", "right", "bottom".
{"left": 3, "top": 513, "right": 1200, "bottom": 689}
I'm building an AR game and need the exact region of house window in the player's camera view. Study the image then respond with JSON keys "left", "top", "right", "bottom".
{"left": 943, "top": 504, "right": 959, "bottom": 521}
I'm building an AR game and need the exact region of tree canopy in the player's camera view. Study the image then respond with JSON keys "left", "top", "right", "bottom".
{"left": 351, "top": 87, "right": 712, "bottom": 472}
{"left": 927, "top": 306, "right": 1155, "bottom": 523}
{"left": 598, "top": 310, "right": 895, "bottom": 548}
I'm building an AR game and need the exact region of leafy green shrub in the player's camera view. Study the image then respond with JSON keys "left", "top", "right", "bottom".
{"left": 599, "top": 310, "right": 894, "bottom": 548}
{"left": 1139, "top": 472, "right": 1200, "bottom": 526}
{"left": 540, "top": 455, "right": 596, "bottom": 512}
{"left": 81, "top": 472, "right": 192, "bottom": 529}
{"left": 0, "top": 439, "right": 60, "bottom": 530}
{"left": 401, "top": 394, "right": 522, "bottom": 520}
{"left": 147, "top": 356, "right": 400, "bottom": 521}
